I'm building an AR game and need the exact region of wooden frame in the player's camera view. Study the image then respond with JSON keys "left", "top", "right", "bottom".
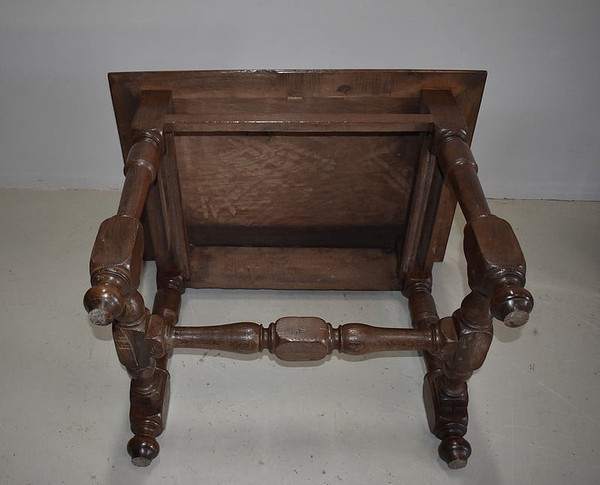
{"left": 84, "top": 70, "right": 533, "bottom": 468}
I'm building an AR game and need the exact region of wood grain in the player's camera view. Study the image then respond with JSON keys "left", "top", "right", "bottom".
{"left": 186, "top": 246, "right": 400, "bottom": 290}
{"left": 164, "top": 113, "right": 434, "bottom": 133}
{"left": 176, "top": 134, "right": 418, "bottom": 248}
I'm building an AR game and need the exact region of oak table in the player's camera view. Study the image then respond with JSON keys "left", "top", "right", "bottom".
{"left": 84, "top": 70, "right": 533, "bottom": 469}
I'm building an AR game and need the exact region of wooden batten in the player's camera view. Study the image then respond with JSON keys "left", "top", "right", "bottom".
{"left": 186, "top": 246, "right": 400, "bottom": 290}
{"left": 163, "top": 113, "right": 434, "bottom": 134}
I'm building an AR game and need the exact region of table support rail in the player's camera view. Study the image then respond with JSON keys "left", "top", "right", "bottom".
{"left": 145, "top": 316, "right": 458, "bottom": 362}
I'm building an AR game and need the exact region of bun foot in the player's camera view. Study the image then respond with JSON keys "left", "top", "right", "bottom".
{"left": 127, "top": 435, "right": 159, "bottom": 467}
{"left": 438, "top": 436, "right": 471, "bottom": 469}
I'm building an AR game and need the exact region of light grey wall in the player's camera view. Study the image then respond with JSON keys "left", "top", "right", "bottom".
{"left": 1, "top": 0, "right": 599, "bottom": 199}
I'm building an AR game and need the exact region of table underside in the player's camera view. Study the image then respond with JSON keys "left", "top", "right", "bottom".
{"left": 109, "top": 70, "right": 487, "bottom": 289}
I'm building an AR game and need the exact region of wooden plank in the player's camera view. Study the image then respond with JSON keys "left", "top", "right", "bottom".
{"left": 175, "top": 134, "right": 419, "bottom": 233}
{"left": 172, "top": 95, "right": 420, "bottom": 115}
{"left": 109, "top": 70, "right": 486, "bottom": 101}
{"left": 158, "top": 133, "right": 190, "bottom": 279}
{"left": 186, "top": 246, "right": 401, "bottom": 290}
{"left": 163, "top": 113, "right": 434, "bottom": 134}
{"left": 424, "top": 171, "right": 457, "bottom": 267}
{"left": 185, "top": 224, "right": 402, "bottom": 249}
{"left": 398, "top": 134, "right": 436, "bottom": 277}
{"left": 106, "top": 71, "right": 488, "bottom": 282}
{"left": 109, "top": 70, "right": 486, "bottom": 164}
{"left": 144, "top": 175, "right": 168, "bottom": 265}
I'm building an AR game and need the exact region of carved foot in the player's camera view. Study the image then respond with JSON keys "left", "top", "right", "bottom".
{"left": 127, "top": 435, "right": 160, "bottom": 467}
{"left": 438, "top": 436, "right": 471, "bottom": 469}
{"left": 423, "top": 370, "right": 471, "bottom": 469}
{"left": 127, "top": 368, "right": 170, "bottom": 466}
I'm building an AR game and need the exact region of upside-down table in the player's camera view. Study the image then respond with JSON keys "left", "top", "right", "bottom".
{"left": 84, "top": 70, "right": 533, "bottom": 468}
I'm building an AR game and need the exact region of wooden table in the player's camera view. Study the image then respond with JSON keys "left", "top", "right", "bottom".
{"left": 84, "top": 70, "right": 533, "bottom": 468}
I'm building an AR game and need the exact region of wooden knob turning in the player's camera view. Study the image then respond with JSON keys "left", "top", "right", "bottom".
{"left": 438, "top": 436, "right": 471, "bottom": 469}
{"left": 490, "top": 284, "right": 534, "bottom": 327}
{"left": 83, "top": 284, "right": 125, "bottom": 326}
{"left": 127, "top": 435, "right": 159, "bottom": 467}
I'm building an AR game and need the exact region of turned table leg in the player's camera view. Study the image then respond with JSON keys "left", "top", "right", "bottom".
{"left": 425, "top": 291, "right": 493, "bottom": 469}
{"left": 405, "top": 90, "right": 535, "bottom": 468}
{"left": 84, "top": 130, "right": 168, "bottom": 466}
{"left": 128, "top": 274, "right": 185, "bottom": 464}
{"left": 403, "top": 276, "right": 475, "bottom": 469}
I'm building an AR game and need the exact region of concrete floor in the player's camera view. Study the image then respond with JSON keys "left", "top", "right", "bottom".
{"left": 0, "top": 189, "right": 598, "bottom": 484}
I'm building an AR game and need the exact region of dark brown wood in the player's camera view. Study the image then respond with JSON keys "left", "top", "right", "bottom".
{"left": 109, "top": 70, "right": 485, "bottom": 265}
{"left": 175, "top": 133, "right": 417, "bottom": 251}
{"left": 170, "top": 94, "right": 421, "bottom": 115}
{"left": 399, "top": 135, "right": 436, "bottom": 277}
{"left": 144, "top": 316, "right": 458, "bottom": 362}
{"left": 85, "top": 70, "right": 532, "bottom": 469}
{"left": 423, "top": 291, "right": 494, "bottom": 469}
{"left": 118, "top": 138, "right": 161, "bottom": 219}
{"left": 84, "top": 93, "right": 172, "bottom": 466}
{"left": 423, "top": 89, "right": 533, "bottom": 326}
{"left": 463, "top": 215, "right": 533, "bottom": 326}
{"left": 423, "top": 165, "right": 457, "bottom": 267}
{"left": 403, "top": 274, "right": 472, "bottom": 468}
{"left": 163, "top": 112, "right": 434, "bottom": 133}
{"left": 403, "top": 274, "right": 443, "bottom": 371}
{"left": 187, "top": 246, "right": 400, "bottom": 290}
{"left": 159, "top": 133, "right": 190, "bottom": 279}
{"left": 422, "top": 89, "right": 490, "bottom": 221}
{"left": 84, "top": 215, "right": 143, "bottom": 325}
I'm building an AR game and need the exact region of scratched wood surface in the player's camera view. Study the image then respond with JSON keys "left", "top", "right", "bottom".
{"left": 176, "top": 133, "right": 419, "bottom": 248}
{"left": 186, "top": 246, "right": 400, "bottom": 290}
{"left": 107, "top": 70, "right": 488, "bottom": 288}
